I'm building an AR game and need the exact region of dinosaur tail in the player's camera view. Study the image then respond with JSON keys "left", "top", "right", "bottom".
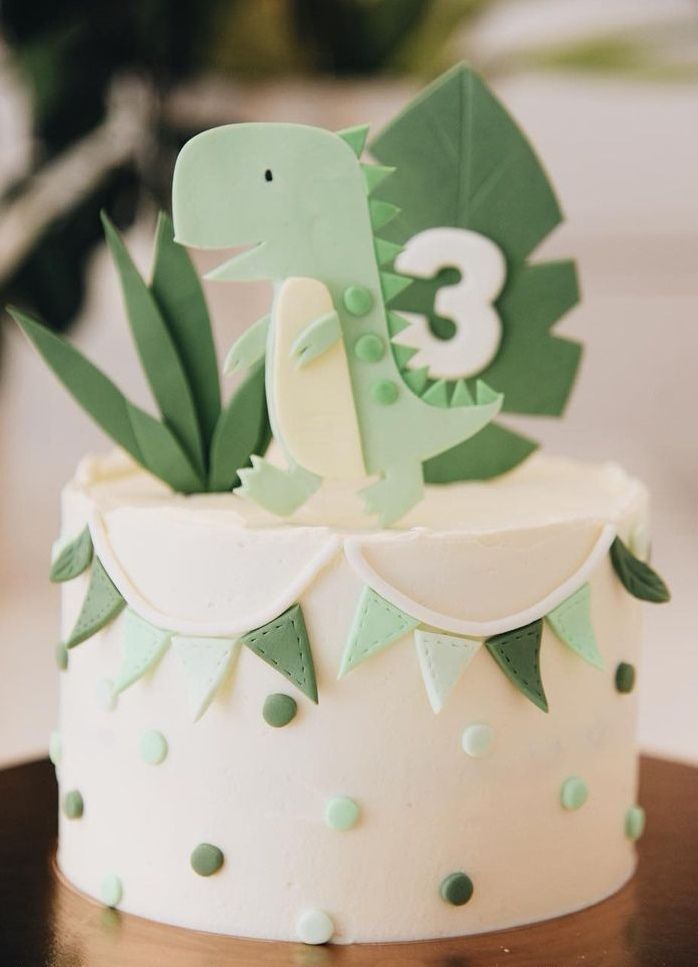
{"left": 412, "top": 379, "right": 504, "bottom": 463}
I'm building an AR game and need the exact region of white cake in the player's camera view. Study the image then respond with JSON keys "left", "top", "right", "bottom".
{"left": 53, "top": 450, "right": 649, "bottom": 944}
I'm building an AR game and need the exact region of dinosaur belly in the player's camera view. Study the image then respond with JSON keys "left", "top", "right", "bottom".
{"left": 271, "top": 277, "right": 366, "bottom": 479}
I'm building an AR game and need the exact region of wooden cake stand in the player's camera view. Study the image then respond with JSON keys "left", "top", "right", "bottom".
{"left": 1, "top": 756, "right": 696, "bottom": 967}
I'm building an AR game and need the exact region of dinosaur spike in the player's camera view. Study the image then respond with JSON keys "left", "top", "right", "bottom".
{"left": 402, "top": 366, "right": 430, "bottom": 395}
{"left": 392, "top": 344, "right": 418, "bottom": 368}
{"left": 450, "top": 379, "right": 474, "bottom": 407}
{"left": 476, "top": 380, "right": 501, "bottom": 405}
{"left": 337, "top": 123, "right": 370, "bottom": 157}
{"left": 387, "top": 311, "right": 410, "bottom": 336}
{"left": 374, "top": 238, "right": 403, "bottom": 267}
{"left": 422, "top": 379, "right": 450, "bottom": 408}
{"left": 380, "top": 271, "right": 412, "bottom": 304}
{"left": 362, "top": 164, "right": 396, "bottom": 194}
{"left": 369, "top": 199, "right": 401, "bottom": 231}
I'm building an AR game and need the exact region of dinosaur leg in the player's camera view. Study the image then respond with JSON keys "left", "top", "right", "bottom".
{"left": 236, "top": 456, "right": 320, "bottom": 516}
{"left": 360, "top": 461, "right": 424, "bottom": 527}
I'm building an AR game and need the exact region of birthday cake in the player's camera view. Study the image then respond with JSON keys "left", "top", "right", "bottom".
{"left": 13, "top": 65, "right": 669, "bottom": 945}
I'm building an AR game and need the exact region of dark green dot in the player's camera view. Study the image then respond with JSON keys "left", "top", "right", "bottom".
{"left": 354, "top": 333, "right": 385, "bottom": 363}
{"left": 372, "top": 379, "right": 399, "bottom": 405}
{"left": 63, "top": 790, "right": 84, "bottom": 820}
{"left": 191, "top": 843, "right": 224, "bottom": 876}
{"left": 615, "top": 662, "right": 636, "bottom": 694}
{"left": 56, "top": 644, "right": 69, "bottom": 671}
{"left": 440, "top": 872, "right": 474, "bottom": 906}
{"left": 263, "top": 693, "right": 297, "bottom": 728}
{"left": 343, "top": 285, "right": 373, "bottom": 317}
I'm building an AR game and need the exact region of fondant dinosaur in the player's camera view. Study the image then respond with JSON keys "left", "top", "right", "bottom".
{"left": 172, "top": 122, "right": 502, "bottom": 525}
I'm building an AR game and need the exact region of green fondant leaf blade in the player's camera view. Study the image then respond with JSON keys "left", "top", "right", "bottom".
{"left": 150, "top": 212, "right": 221, "bottom": 451}
{"left": 208, "top": 362, "right": 272, "bottom": 492}
{"left": 50, "top": 526, "right": 93, "bottom": 583}
{"left": 65, "top": 558, "right": 126, "bottom": 649}
{"left": 610, "top": 537, "right": 670, "bottom": 603}
{"left": 545, "top": 583, "right": 603, "bottom": 669}
{"left": 114, "top": 610, "right": 171, "bottom": 693}
{"left": 485, "top": 619, "right": 548, "bottom": 712}
{"left": 126, "top": 404, "right": 205, "bottom": 493}
{"left": 241, "top": 603, "right": 318, "bottom": 703}
{"left": 340, "top": 587, "right": 419, "bottom": 677}
{"left": 102, "top": 213, "right": 206, "bottom": 477}
{"left": 172, "top": 635, "right": 240, "bottom": 721}
{"left": 424, "top": 422, "right": 538, "bottom": 483}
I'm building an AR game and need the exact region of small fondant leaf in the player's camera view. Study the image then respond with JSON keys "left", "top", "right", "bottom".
{"left": 102, "top": 213, "right": 206, "bottom": 477}
{"left": 208, "top": 362, "right": 271, "bottom": 492}
{"left": 50, "top": 526, "right": 93, "bottom": 583}
{"left": 65, "top": 558, "right": 126, "bottom": 649}
{"left": 241, "top": 603, "right": 318, "bottom": 703}
{"left": 340, "top": 587, "right": 419, "bottom": 677}
{"left": 150, "top": 212, "right": 221, "bottom": 451}
{"left": 486, "top": 619, "right": 548, "bottom": 712}
{"left": 610, "top": 537, "right": 670, "bottom": 603}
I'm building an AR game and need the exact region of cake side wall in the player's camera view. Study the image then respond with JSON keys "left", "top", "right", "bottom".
{"left": 54, "top": 483, "right": 644, "bottom": 943}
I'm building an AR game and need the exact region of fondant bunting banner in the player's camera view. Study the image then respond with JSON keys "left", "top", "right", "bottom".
{"left": 65, "top": 557, "right": 126, "bottom": 649}
{"left": 241, "top": 604, "right": 318, "bottom": 704}
{"left": 172, "top": 635, "right": 240, "bottom": 721}
{"left": 545, "top": 583, "right": 603, "bottom": 669}
{"left": 414, "top": 630, "right": 481, "bottom": 713}
{"left": 114, "top": 610, "right": 171, "bottom": 694}
{"left": 485, "top": 620, "right": 548, "bottom": 713}
{"left": 340, "top": 587, "right": 419, "bottom": 677}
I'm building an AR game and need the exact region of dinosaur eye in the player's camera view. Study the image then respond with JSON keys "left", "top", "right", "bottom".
{"left": 264, "top": 169, "right": 273, "bottom": 182}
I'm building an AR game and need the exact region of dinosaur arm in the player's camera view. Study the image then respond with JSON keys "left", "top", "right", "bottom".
{"left": 290, "top": 310, "right": 342, "bottom": 368}
{"left": 223, "top": 314, "right": 270, "bottom": 374}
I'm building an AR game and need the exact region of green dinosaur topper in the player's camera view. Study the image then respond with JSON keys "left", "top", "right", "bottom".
{"left": 173, "top": 112, "right": 504, "bottom": 525}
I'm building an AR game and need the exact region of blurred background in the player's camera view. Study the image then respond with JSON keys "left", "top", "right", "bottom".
{"left": 0, "top": 0, "right": 696, "bottom": 765}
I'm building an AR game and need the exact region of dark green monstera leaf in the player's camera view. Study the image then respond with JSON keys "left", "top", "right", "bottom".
{"left": 370, "top": 63, "right": 582, "bottom": 481}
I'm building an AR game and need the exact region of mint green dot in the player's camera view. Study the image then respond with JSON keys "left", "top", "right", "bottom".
{"left": 263, "top": 693, "right": 297, "bottom": 728}
{"left": 49, "top": 731, "right": 62, "bottom": 767}
{"left": 325, "top": 796, "right": 360, "bottom": 831}
{"left": 372, "top": 379, "right": 399, "bottom": 405}
{"left": 440, "top": 872, "right": 474, "bottom": 906}
{"left": 191, "top": 843, "right": 224, "bottom": 876}
{"left": 96, "top": 678, "right": 117, "bottom": 711}
{"left": 139, "top": 730, "right": 168, "bottom": 765}
{"left": 625, "top": 805, "right": 646, "bottom": 841}
{"left": 63, "top": 790, "right": 84, "bottom": 820}
{"left": 461, "top": 723, "right": 494, "bottom": 758}
{"left": 560, "top": 776, "right": 588, "bottom": 811}
{"left": 343, "top": 285, "right": 373, "bottom": 317}
{"left": 101, "top": 873, "right": 123, "bottom": 908}
{"left": 56, "top": 644, "right": 69, "bottom": 671}
{"left": 354, "top": 333, "right": 385, "bottom": 363}
{"left": 615, "top": 662, "right": 635, "bottom": 694}
{"left": 297, "top": 908, "right": 334, "bottom": 945}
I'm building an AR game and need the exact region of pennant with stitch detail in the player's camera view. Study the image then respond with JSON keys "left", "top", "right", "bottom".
{"left": 171, "top": 635, "right": 240, "bottom": 721}
{"left": 240, "top": 603, "right": 318, "bottom": 703}
{"left": 414, "top": 629, "right": 481, "bottom": 713}
{"left": 65, "top": 557, "right": 126, "bottom": 649}
{"left": 339, "top": 587, "right": 418, "bottom": 677}
{"left": 114, "top": 610, "right": 172, "bottom": 694}
{"left": 545, "top": 583, "right": 603, "bottom": 669}
{"left": 485, "top": 619, "right": 548, "bottom": 713}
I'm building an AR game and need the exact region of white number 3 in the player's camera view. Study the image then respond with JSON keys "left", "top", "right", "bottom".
{"left": 393, "top": 227, "right": 506, "bottom": 380}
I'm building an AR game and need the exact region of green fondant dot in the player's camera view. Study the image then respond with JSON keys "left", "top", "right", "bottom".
{"left": 263, "top": 693, "right": 297, "bottom": 728}
{"left": 461, "top": 723, "right": 494, "bottom": 758}
{"left": 560, "top": 776, "right": 588, "bottom": 811}
{"left": 191, "top": 843, "right": 224, "bottom": 876}
{"left": 139, "top": 729, "right": 168, "bottom": 765}
{"left": 343, "top": 285, "right": 373, "bottom": 317}
{"left": 372, "top": 379, "right": 399, "bottom": 405}
{"left": 63, "top": 790, "right": 84, "bottom": 820}
{"left": 56, "top": 644, "right": 69, "bottom": 671}
{"left": 440, "top": 872, "right": 474, "bottom": 906}
{"left": 297, "top": 908, "right": 335, "bottom": 945}
{"left": 354, "top": 333, "right": 385, "bottom": 363}
{"left": 625, "top": 805, "right": 646, "bottom": 841}
{"left": 101, "top": 873, "right": 123, "bottom": 908}
{"left": 96, "top": 678, "right": 117, "bottom": 711}
{"left": 325, "top": 796, "right": 360, "bottom": 831}
{"left": 615, "top": 662, "right": 636, "bottom": 694}
{"left": 49, "top": 731, "right": 62, "bottom": 767}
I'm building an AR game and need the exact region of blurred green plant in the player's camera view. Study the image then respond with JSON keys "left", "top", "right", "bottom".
{"left": 0, "top": 0, "right": 695, "bottom": 337}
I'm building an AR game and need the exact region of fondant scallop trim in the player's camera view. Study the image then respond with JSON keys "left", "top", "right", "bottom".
{"left": 344, "top": 523, "right": 616, "bottom": 638}
{"left": 88, "top": 511, "right": 340, "bottom": 636}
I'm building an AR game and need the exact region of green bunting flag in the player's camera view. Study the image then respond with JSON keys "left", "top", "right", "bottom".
{"left": 65, "top": 557, "right": 126, "bottom": 649}
{"left": 172, "top": 635, "right": 240, "bottom": 721}
{"left": 414, "top": 629, "right": 481, "bottom": 713}
{"left": 340, "top": 587, "right": 419, "bottom": 677}
{"left": 114, "top": 610, "right": 172, "bottom": 694}
{"left": 545, "top": 583, "right": 603, "bottom": 669}
{"left": 241, "top": 603, "right": 318, "bottom": 703}
{"left": 486, "top": 619, "right": 548, "bottom": 712}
